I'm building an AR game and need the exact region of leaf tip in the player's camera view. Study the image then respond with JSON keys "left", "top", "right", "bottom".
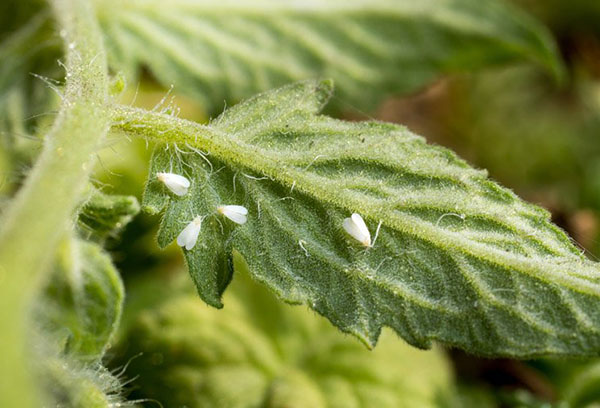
{"left": 202, "top": 296, "right": 224, "bottom": 309}
{"left": 350, "top": 328, "right": 378, "bottom": 350}
{"left": 194, "top": 282, "right": 225, "bottom": 309}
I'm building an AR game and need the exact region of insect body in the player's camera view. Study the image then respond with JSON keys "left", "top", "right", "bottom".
{"left": 177, "top": 216, "right": 203, "bottom": 250}
{"left": 217, "top": 205, "right": 248, "bottom": 225}
{"left": 343, "top": 213, "right": 372, "bottom": 247}
{"left": 157, "top": 172, "right": 190, "bottom": 196}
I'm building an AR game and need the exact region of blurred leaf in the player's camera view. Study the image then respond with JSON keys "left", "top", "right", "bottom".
{"left": 36, "top": 237, "right": 124, "bottom": 362}
{"left": 98, "top": 0, "right": 563, "bottom": 113}
{"left": 78, "top": 186, "right": 140, "bottom": 241}
{"left": 118, "top": 79, "right": 600, "bottom": 357}
{"left": 498, "top": 389, "right": 562, "bottom": 408}
{"left": 446, "top": 67, "right": 583, "bottom": 193}
{"left": 115, "top": 255, "right": 456, "bottom": 408}
{"left": 513, "top": 0, "right": 600, "bottom": 36}
{"left": 455, "top": 384, "right": 497, "bottom": 408}
{"left": 561, "top": 361, "right": 600, "bottom": 407}
{"left": 0, "top": 11, "right": 61, "bottom": 198}
{"left": 0, "top": 11, "right": 59, "bottom": 131}
{"left": 0, "top": 0, "right": 46, "bottom": 40}
{"left": 532, "top": 358, "right": 600, "bottom": 407}
{"left": 444, "top": 67, "right": 600, "bottom": 213}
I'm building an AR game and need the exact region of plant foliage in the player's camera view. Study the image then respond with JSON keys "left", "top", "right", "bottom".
{"left": 112, "top": 79, "right": 600, "bottom": 357}
{"left": 98, "top": 0, "right": 564, "bottom": 112}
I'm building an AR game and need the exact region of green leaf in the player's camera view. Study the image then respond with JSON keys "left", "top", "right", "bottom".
{"left": 123, "top": 79, "right": 600, "bottom": 357}
{"left": 114, "top": 258, "right": 456, "bottom": 408}
{"left": 455, "top": 384, "right": 497, "bottom": 408}
{"left": 99, "top": 0, "right": 563, "bottom": 113}
{"left": 143, "top": 147, "right": 234, "bottom": 308}
{"left": 78, "top": 186, "right": 140, "bottom": 241}
{"left": 36, "top": 237, "right": 124, "bottom": 361}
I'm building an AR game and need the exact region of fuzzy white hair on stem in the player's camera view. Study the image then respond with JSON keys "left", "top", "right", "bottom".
{"left": 217, "top": 205, "right": 248, "bottom": 225}
{"left": 177, "top": 216, "right": 204, "bottom": 250}
{"left": 343, "top": 213, "right": 372, "bottom": 247}
{"left": 156, "top": 172, "right": 190, "bottom": 196}
{"left": 31, "top": 72, "right": 64, "bottom": 98}
{"left": 185, "top": 143, "right": 214, "bottom": 173}
{"left": 152, "top": 84, "right": 174, "bottom": 112}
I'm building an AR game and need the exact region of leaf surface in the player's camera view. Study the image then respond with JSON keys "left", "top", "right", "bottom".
{"left": 99, "top": 0, "right": 563, "bottom": 112}
{"left": 118, "top": 80, "right": 600, "bottom": 357}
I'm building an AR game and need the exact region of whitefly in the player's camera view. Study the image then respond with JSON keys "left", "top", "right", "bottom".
{"left": 217, "top": 205, "right": 248, "bottom": 225}
{"left": 157, "top": 172, "right": 190, "bottom": 196}
{"left": 177, "top": 216, "right": 203, "bottom": 250}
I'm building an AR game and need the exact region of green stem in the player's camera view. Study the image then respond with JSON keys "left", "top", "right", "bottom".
{"left": 0, "top": 0, "right": 109, "bottom": 406}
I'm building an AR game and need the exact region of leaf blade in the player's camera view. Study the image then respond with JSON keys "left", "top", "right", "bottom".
{"left": 145, "top": 147, "right": 234, "bottom": 308}
{"left": 121, "top": 80, "right": 600, "bottom": 357}
{"left": 99, "top": 0, "right": 564, "bottom": 112}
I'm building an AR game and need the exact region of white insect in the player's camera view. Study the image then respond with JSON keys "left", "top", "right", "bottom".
{"left": 156, "top": 172, "right": 190, "bottom": 196}
{"left": 217, "top": 205, "right": 248, "bottom": 225}
{"left": 177, "top": 216, "right": 203, "bottom": 250}
{"left": 343, "top": 213, "right": 372, "bottom": 247}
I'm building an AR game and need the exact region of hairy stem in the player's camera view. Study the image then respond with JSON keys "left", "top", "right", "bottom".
{"left": 0, "top": 0, "right": 109, "bottom": 405}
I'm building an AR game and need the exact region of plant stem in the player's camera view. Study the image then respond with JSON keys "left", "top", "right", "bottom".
{"left": 0, "top": 0, "right": 109, "bottom": 405}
